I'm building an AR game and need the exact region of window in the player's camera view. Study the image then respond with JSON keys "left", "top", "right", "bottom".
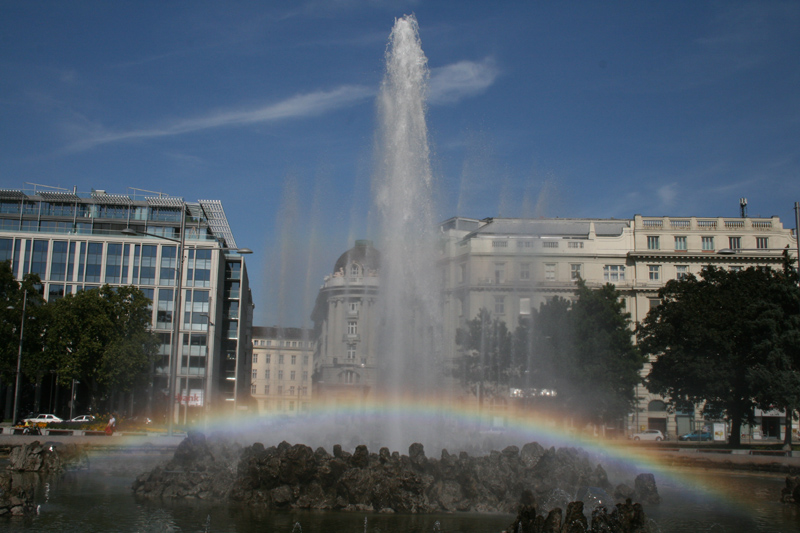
{"left": 291, "top": 355, "right": 296, "bottom": 365}
{"left": 674, "top": 236, "right": 687, "bottom": 251}
{"left": 459, "top": 263, "right": 466, "bottom": 283}
{"left": 349, "top": 301, "right": 359, "bottom": 313}
{"left": 494, "top": 296, "right": 505, "bottom": 315}
{"left": 265, "top": 354, "right": 270, "bottom": 364}
{"left": 542, "top": 240, "right": 558, "bottom": 248}
{"left": 492, "top": 240, "right": 507, "bottom": 248}
{"left": 264, "top": 385, "right": 269, "bottom": 395}
{"left": 264, "top": 369, "right": 270, "bottom": 379}
{"left": 519, "top": 297, "right": 531, "bottom": 316}
{"left": 348, "top": 321, "right": 358, "bottom": 335}
{"left": 290, "top": 371, "right": 296, "bottom": 381}
{"left": 347, "top": 345, "right": 356, "bottom": 360}
{"left": 494, "top": 263, "right": 505, "bottom": 284}
{"left": 278, "top": 354, "right": 284, "bottom": 364}
{"left": 303, "top": 355, "right": 309, "bottom": 365}
{"left": 251, "top": 384, "right": 257, "bottom": 394}
{"left": 648, "top": 265, "right": 660, "bottom": 281}
{"left": 545, "top": 263, "right": 556, "bottom": 281}
{"left": 567, "top": 241, "right": 584, "bottom": 249}
{"left": 603, "top": 265, "right": 625, "bottom": 282}
{"left": 570, "top": 264, "right": 582, "bottom": 281}
{"left": 756, "top": 237, "right": 769, "bottom": 249}
{"left": 702, "top": 236, "right": 714, "bottom": 251}
{"left": 253, "top": 353, "right": 258, "bottom": 364}
{"left": 729, "top": 237, "right": 741, "bottom": 250}
{"left": 302, "top": 371, "right": 308, "bottom": 381}
{"left": 350, "top": 264, "right": 360, "bottom": 276}
{"left": 277, "top": 386, "right": 283, "bottom": 395}
{"left": 676, "top": 265, "right": 688, "bottom": 280}
{"left": 649, "top": 299, "right": 660, "bottom": 310}
{"left": 520, "top": 263, "right": 530, "bottom": 280}
{"left": 647, "top": 236, "right": 660, "bottom": 250}
{"left": 277, "top": 370, "right": 283, "bottom": 380}
{"left": 252, "top": 369, "right": 257, "bottom": 380}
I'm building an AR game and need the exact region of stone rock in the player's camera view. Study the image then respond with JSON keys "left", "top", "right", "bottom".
{"left": 0, "top": 472, "right": 36, "bottom": 517}
{"left": 133, "top": 434, "right": 659, "bottom": 516}
{"left": 7, "top": 441, "right": 89, "bottom": 472}
{"left": 633, "top": 473, "right": 660, "bottom": 504}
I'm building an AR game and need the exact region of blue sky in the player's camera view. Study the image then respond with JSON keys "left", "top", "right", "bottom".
{"left": 2, "top": 1, "right": 799, "bottom": 327}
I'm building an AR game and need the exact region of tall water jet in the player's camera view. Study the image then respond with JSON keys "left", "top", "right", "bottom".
{"left": 373, "top": 15, "right": 443, "bottom": 437}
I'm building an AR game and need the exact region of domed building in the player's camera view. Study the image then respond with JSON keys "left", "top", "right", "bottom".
{"left": 311, "top": 240, "right": 380, "bottom": 404}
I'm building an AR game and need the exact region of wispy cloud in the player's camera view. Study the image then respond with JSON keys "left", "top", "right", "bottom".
{"left": 428, "top": 57, "right": 499, "bottom": 105}
{"left": 65, "top": 85, "right": 375, "bottom": 152}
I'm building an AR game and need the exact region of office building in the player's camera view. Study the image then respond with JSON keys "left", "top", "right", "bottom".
{"left": 0, "top": 185, "right": 253, "bottom": 421}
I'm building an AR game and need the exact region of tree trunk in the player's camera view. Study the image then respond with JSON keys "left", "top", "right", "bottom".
{"left": 728, "top": 404, "right": 743, "bottom": 447}
{"left": 784, "top": 405, "right": 794, "bottom": 454}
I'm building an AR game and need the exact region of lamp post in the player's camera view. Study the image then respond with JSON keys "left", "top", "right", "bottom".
{"left": 199, "top": 311, "right": 213, "bottom": 429}
{"left": 9, "top": 289, "right": 27, "bottom": 425}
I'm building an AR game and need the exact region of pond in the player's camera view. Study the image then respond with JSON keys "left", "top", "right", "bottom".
{"left": 2, "top": 452, "right": 799, "bottom": 532}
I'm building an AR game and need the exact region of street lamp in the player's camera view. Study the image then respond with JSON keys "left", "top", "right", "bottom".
{"left": 7, "top": 288, "right": 27, "bottom": 425}
{"left": 121, "top": 226, "right": 251, "bottom": 434}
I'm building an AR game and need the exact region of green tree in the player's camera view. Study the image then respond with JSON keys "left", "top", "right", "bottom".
{"left": 44, "top": 285, "right": 157, "bottom": 411}
{"left": 455, "top": 308, "right": 514, "bottom": 399}
{"left": 566, "top": 282, "right": 644, "bottom": 427}
{"left": 638, "top": 264, "right": 800, "bottom": 447}
{"left": 0, "top": 263, "right": 47, "bottom": 420}
{"left": 455, "top": 282, "right": 643, "bottom": 429}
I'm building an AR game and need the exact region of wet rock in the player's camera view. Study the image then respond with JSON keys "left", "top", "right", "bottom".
{"left": 0, "top": 472, "right": 36, "bottom": 517}
{"left": 780, "top": 476, "right": 800, "bottom": 504}
{"left": 133, "top": 434, "right": 658, "bottom": 516}
{"left": 633, "top": 473, "right": 660, "bottom": 504}
{"left": 7, "top": 441, "right": 88, "bottom": 472}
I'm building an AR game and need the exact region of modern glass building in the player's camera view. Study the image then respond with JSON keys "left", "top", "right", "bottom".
{"left": 0, "top": 186, "right": 253, "bottom": 422}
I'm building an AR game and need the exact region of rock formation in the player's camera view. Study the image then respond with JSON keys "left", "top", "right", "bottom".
{"left": 0, "top": 473, "right": 36, "bottom": 517}
{"left": 7, "top": 441, "right": 89, "bottom": 473}
{"left": 505, "top": 491, "right": 651, "bottom": 533}
{"left": 132, "top": 432, "right": 658, "bottom": 516}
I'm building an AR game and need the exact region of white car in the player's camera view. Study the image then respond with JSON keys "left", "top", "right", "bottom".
{"left": 629, "top": 429, "right": 664, "bottom": 441}
{"left": 23, "top": 414, "right": 63, "bottom": 425}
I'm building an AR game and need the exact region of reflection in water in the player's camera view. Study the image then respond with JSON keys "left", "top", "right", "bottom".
{"left": 2, "top": 459, "right": 798, "bottom": 532}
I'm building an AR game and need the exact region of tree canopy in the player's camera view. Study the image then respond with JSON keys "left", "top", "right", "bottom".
{"left": 1, "top": 260, "right": 158, "bottom": 417}
{"left": 455, "top": 281, "right": 643, "bottom": 428}
{"left": 638, "top": 262, "right": 800, "bottom": 446}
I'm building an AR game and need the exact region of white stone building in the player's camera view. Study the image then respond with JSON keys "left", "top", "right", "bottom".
{"left": 438, "top": 214, "right": 798, "bottom": 437}
{"left": 250, "top": 326, "right": 314, "bottom": 415}
{"left": 310, "top": 240, "right": 380, "bottom": 406}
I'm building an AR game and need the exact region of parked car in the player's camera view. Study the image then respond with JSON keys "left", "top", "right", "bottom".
{"left": 629, "top": 429, "right": 665, "bottom": 441}
{"left": 22, "top": 413, "right": 63, "bottom": 426}
{"left": 67, "top": 415, "right": 96, "bottom": 424}
{"left": 679, "top": 430, "right": 713, "bottom": 441}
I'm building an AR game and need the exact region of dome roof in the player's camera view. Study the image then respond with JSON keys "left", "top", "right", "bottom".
{"left": 333, "top": 240, "right": 381, "bottom": 274}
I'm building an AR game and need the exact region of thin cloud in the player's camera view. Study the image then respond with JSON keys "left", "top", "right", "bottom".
{"left": 428, "top": 57, "right": 499, "bottom": 105}
{"left": 65, "top": 85, "right": 375, "bottom": 152}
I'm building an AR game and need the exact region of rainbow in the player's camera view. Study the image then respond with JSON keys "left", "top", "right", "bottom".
{"left": 186, "top": 394, "right": 778, "bottom": 516}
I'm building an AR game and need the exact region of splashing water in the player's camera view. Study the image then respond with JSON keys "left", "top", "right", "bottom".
{"left": 373, "top": 14, "right": 444, "bottom": 449}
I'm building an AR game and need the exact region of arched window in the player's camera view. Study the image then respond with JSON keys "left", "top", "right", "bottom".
{"left": 648, "top": 400, "right": 667, "bottom": 412}
{"left": 350, "top": 263, "right": 360, "bottom": 277}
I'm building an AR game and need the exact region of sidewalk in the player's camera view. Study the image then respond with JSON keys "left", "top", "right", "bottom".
{"left": 0, "top": 425, "right": 186, "bottom": 449}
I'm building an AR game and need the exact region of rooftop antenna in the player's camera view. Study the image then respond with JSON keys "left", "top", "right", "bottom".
{"left": 739, "top": 197, "right": 748, "bottom": 218}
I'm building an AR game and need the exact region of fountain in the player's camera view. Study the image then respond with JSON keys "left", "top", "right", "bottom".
{"left": 372, "top": 14, "right": 443, "bottom": 407}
